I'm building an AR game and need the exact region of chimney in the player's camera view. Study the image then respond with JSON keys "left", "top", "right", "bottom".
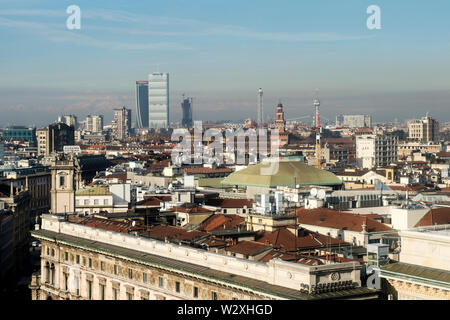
{"left": 362, "top": 217, "right": 368, "bottom": 232}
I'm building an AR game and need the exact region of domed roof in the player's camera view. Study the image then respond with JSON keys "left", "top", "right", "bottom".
{"left": 221, "top": 161, "right": 343, "bottom": 188}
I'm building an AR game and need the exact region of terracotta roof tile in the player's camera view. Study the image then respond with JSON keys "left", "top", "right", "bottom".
{"left": 200, "top": 214, "right": 245, "bottom": 231}
{"left": 415, "top": 207, "right": 450, "bottom": 227}
{"left": 291, "top": 207, "right": 393, "bottom": 233}
{"left": 225, "top": 240, "right": 272, "bottom": 256}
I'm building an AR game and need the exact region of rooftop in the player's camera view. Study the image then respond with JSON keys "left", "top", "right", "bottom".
{"left": 221, "top": 160, "right": 343, "bottom": 188}
{"left": 292, "top": 208, "right": 393, "bottom": 233}
{"left": 75, "top": 185, "right": 112, "bottom": 196}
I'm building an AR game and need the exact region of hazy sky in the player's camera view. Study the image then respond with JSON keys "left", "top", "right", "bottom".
{"left": 1, "top": 0, "right": 449, "bottom": 127}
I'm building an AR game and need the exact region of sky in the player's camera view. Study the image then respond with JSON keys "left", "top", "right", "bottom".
{"left": 0, "top": 0, "right": 449, "bottom": 127}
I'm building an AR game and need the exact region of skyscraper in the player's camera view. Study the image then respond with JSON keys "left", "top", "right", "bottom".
{"left": 85, "top": 115, "right": 104, "bottom": 133}
{"left": 181, "top": 96, "right": 193, "bottom": 128}
{"left": 135, "top": 81, "right": 149, "bottom": 128}
{"left": 112, "top": 107, "right": 131, "bottom": 140}
{"left": 57, "top": 115, "right": 78, "bottom": 129}
{"left": 148, "top": 72, "right": 169, "bottom": 129}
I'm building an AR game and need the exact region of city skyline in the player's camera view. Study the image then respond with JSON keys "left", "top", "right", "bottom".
{"left": 1, "top": 0, "right": 450, "bottom": 126}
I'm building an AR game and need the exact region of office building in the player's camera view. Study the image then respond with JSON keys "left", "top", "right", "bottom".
{"left": 85, "top": 115, "right": 104, "bottom": 134}
{"left": 2, "top": 126, "right": 37, "bottom": 145}
{"left": 336, "top": 115, "right": 372, "bottom": 128}
{"left": 148, "top": 72, "right": 169, "bottom": 129}
{"left": 181, "top": 96, "right": 193, "bottom": 128}
{"left": 57, "top": 115, "right": 78, "bottom": 129}
{"left": 36, "top": 123, "right": 75, "bottom": 157}
{"left": 135, "top": 81, "right": 149, "bottom": 129}
{"left": 408, "top": 115, "right": 440, "bottom": 143}
{"left": 112, "top": 107, "right": 131, "bottom": 140}
{"left": 356, "top": 133, "right": 398, "bottom": 169}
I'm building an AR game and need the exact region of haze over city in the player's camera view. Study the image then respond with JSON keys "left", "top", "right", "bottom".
{"left": 1, "top": 0, "right": 450, "bottom": 126}
{"left": 1, "top": 0, "right": 450, "bottom": 306}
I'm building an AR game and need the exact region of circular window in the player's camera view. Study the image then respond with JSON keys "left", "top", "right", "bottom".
{"left": 330, "top": 272, "right": 340, "bottom": 281}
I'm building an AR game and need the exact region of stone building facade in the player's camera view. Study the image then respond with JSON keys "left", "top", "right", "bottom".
{"left": 30, "top": 214, "right": 379, "bottom": 300}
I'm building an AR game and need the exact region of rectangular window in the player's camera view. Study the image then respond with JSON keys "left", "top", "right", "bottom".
{"left": 113, "top": 288, "right": 119, "bottom": 300}
{"left": 65, "top": 252, "right": 68, "bottom": 261}
{"left": 212, "top": 291, "right": 218, "bottom": 300}
{"left": 94, "top": 199, "right": 99, "bottom": 205}
{"left": 143, "top": 273, "right": 147, "bottom": 283}
{"left": 76, "top": 255, "right": 80, "bottom": 264}
{"left": 87, "top": 280, "right": 92, "bottom": 300}
{"left": 84, "top": 199, "right": 89, "bottom": 205}
{"left": 193, "top": 287, "right": 198, "bottom": 298}
{"left": 128, "top": 268, "right": 133, "bottom": 279}
{"left": 100, "top": 284, "right": 105, "bottom": 300}
{"left": 104, "top": 199, "right": 109, "bottom": 205}
{"left": 64, "top": 273, "right": 69, "bottom": 291}
{"left": 101, "top": 261, "right": 105, "bottom": 271}
{"left": 127, "top": 293, "right": 133, "bottom": 300}
{"left": 82, "top": 257, "right": 86, "bottom": 265}
{"left": 75, "top": 276, "right": 80, "bottom": 296}
{"left": 114, "top": 265, "right": 119, "bottom": 275}
{"left": 175, "top": 281, "right": 180, "bottom": 293}
{"left": 88, "top": 258, "right": 92, "bottom": 268}
{"left": 159, "top": 277, "right": 164, "bottom": 288}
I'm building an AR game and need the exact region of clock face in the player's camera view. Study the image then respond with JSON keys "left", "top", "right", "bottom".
{"left": 330, "top": 272, "right": 340, "bottom": 281}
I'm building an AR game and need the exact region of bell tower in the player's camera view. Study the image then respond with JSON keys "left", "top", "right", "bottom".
{"left": 50, "top": 153, "right": 79, "bottom": 214}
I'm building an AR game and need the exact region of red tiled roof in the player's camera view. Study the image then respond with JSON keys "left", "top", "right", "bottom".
{"left": 136, "top": 196, "right": 170, "bottom": 207}
{"left": 71, "top": 216, "right": 133, "bottom": 233}
{"left": 255, "top": 228, "right": 347, "bottom": 252}
{"left": 336, "top": 170, "right": 369, "bottom": 177}
{"left": 225, "top": 240, "right": 271, "bottom": 256}
{"left": 388, "top": 185, "right": 428, "bottom": 192}
{"left": 140, "top": 225, "right": 208, "bottom": 242}
{"left": 415, "top": 207, "right": 450, "bottom": 227}
{"left": 200, "top": 214, "right": 245, "bottom": 231}
{"left": 104, "top": 173, "right": 127, "bottom": 183}
{"left": 291, "top": 208, "right": 393, "bottom": 233}
{"left": 436, "top": 152, "right": 450, "bottom": 158}
{"left": 259, "top": 250, "right": 299, "bottom": 263}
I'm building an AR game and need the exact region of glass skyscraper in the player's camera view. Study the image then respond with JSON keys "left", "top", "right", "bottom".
{"left": 148, "top": 72, "right": 169, "bottom": 128}
{"left": 135, "top": 81, "right": 149, "bottom": 128}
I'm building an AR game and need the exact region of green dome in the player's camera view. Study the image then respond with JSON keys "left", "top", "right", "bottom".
{"left": 221, "top": 161, "right": 343, "bottom": 188}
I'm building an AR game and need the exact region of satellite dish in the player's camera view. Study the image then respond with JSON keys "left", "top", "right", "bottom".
{"left": 310, "top": 188, "right": 318, "bottom": 197}
{"left": 317, "top": 189, "right": 326, "bottom": 200}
